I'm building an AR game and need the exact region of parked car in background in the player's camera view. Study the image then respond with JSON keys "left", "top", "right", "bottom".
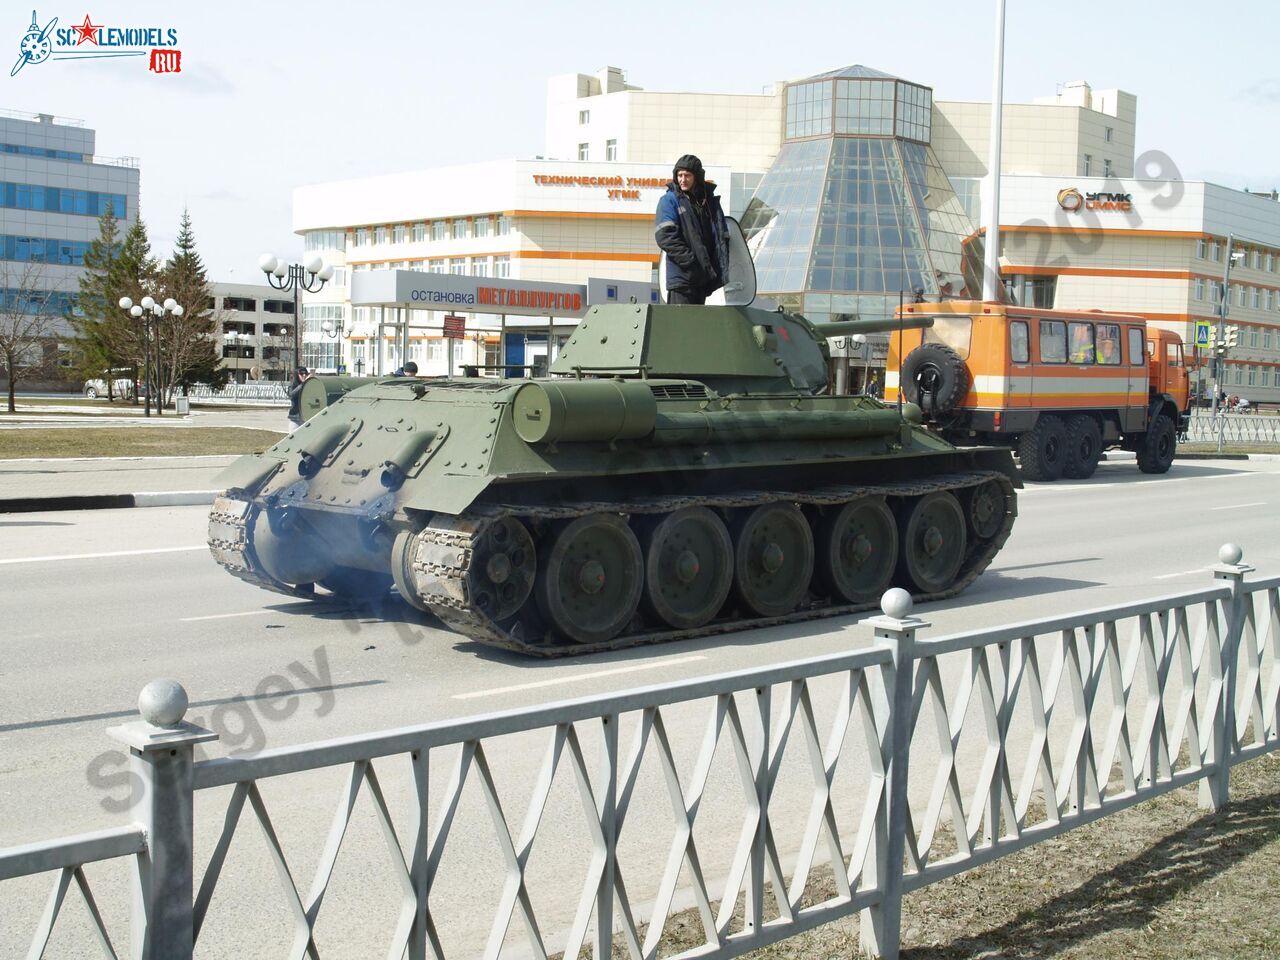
{"left": 83, "top": 369, "right": 137, "bottom": 400}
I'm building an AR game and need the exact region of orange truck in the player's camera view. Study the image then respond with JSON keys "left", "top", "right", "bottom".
{"left": 883, "top": 303, "right": 1190, "bottom": 481}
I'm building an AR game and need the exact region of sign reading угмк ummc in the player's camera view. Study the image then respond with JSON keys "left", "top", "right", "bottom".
{"left": 530, "top": 174, "right": 669, "bottom": 201}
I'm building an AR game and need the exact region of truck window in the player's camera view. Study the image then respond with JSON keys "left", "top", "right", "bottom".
{"left": 1040, "top": 320, "right": 1066, "bottom": 363}
{"left": 923, "top": 315, "right": 973, "bottom": 360}
{"left": 1096, "top": 323, "right": 1121, "bottom": 365}
{"left": 1068, "top": 322, "right": 1095, "bottom": 364}
{"left": 1128, "top": 328, "right": 1144, "bottom": 365}
{"left": 1010, "top": 320, "right": 1029, "bottom": 363}
{"left": 1166, "top": 342, "right": 1184, "bottom": 367}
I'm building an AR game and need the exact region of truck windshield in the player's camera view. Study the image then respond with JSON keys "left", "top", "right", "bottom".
{"left": 923, "top": 315, "right": 973, "bottom": 360}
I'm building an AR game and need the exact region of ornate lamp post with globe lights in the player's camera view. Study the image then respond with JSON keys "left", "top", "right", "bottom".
{"left": 118, "top": 295, "right": 183, "bottom": 417}
{"left": 258, "top": 254, "right": 332, "bottom": 373}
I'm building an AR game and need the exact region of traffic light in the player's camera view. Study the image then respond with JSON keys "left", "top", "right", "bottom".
{"left": 1224, "top": 325, "right": 1240, "bottom": 350}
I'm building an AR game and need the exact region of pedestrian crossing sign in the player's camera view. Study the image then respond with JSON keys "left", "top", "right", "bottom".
{"left": 1194, "top": 320, "right": 1212, "bottom": 347}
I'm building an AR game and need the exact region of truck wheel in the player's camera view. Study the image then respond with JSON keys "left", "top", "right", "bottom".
{"left": 1137, "top": 414, "right": 1176, "bottom": 474}
{"left": 901, "top": 343, "right": 967, "bottom": 417}
{"left": 1063, "top": 415, "right": 1102, "bottom": 479}
{"left": 1017, "top": 415, "right": 1066, "bottom": 481}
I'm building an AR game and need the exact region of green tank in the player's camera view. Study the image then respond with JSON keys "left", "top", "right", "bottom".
{"left": 208, "top": 304, "right": 1019, "bottom": 656}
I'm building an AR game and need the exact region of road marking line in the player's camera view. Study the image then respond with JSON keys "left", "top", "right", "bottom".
{"left": 1153, "top": 568, "right": 1206, "bottom": 580}
{"left": 1210, "top": 501, "right": 1266, "bottom": 511}
{"left": 454, "top": 655, "right": 709, "bottom": 701}
{"left": 179, "top": 610, "right": 272, "bottom": 623}
{"left": 0, "top": 545, "right": 206, "bottom": 565}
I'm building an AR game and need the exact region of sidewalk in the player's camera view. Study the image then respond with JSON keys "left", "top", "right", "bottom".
{"left": 0, "top": 455, "right": 234, "bottom": 512}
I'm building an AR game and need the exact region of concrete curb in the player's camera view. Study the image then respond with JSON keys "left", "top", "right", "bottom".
{"left": 0, "top": 490, "right": 218, "bottom": 514}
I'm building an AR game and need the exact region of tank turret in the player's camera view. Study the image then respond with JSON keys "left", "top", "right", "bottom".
{"left": 209, "top": 298, "right": 1018, "bottom": 657}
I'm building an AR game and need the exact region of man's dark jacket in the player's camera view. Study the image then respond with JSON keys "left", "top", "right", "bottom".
{"left": 655, "top": 182, "right": 729, "bottom": 297}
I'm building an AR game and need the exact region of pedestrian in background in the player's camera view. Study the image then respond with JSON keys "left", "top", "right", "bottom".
{"left": 287, "top": 366, "right": 311, "bottom": 430}
{"left": 655, "top": 154, "right": 729, "bottom": 305}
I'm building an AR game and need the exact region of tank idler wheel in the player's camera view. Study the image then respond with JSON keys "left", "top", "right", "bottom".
{"left": 965, "top": 480, "right": 1007, "bottom": 542}
{"left": 731, "top": 502, "right": 814, "bottom": 618}
{"left": 896, "top": 492, "right": 967, "bottom": 594}
{"left": 391, "top": 528, "right": 432, "bottom": 612}
{"left": 815, "top": 497, "right": 898, "bottom": 604}
{"left": 638, "top": 507, "right": 734, "bottom": 629}
{"left": 318, "top": 566, "right": 394, "bottom": 607}
{"left": 468, "top": 516, "right": 537, "bottom": 622}
{"left": 535, "top": 513, "right": 643, "bottom": 645}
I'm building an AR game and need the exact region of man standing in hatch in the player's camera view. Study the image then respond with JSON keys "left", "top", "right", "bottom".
{"left": 655, "top": 154, "right": 729, "bottom": 304}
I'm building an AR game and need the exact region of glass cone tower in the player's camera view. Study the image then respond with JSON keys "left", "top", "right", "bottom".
{"left": 740, "top": 65, "right": 986, "bottom": 326}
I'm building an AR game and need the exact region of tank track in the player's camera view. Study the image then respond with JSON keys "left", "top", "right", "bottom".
{"left": 409, "top": 470, "right": 1015, "bottom": 657}
{"left": 209, "top": 471, "right": 1014, "bottom": 657}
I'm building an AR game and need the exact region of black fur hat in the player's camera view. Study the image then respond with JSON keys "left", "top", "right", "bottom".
{"left": 673, "top": 154, "right": 705, "bottom": 187}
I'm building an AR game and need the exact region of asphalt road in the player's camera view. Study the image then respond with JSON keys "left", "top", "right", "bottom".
{"left": 1, "top": 457, "right": 1277, "bottom": 957}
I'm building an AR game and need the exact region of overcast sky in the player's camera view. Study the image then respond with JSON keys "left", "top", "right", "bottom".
{"left": 10, "top": 0, "right": 1278, "bottom": 280}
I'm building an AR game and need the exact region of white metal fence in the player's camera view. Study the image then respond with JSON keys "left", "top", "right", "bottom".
{"left": 186, "top": 382, "right": 289, "bottom": 406}
{"left": 1186, "top": 412, "right": 1280, "bottom": 444}
{"left": 1, "top": 546, "right": 1276, "bottom": 959}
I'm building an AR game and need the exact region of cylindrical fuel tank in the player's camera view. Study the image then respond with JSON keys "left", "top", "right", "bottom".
{"left": 300, "top": 376, "right": 380, "bottom": 421}
{"left": 512, "top": 379, "right": 657, "bottom": 444}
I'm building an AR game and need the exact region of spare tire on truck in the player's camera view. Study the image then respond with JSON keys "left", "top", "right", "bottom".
{"left": 901, "top": 343, "right": 967, "bottom": 417}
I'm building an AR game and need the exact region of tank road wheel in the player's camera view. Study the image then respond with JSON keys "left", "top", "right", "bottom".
{"left": 318, "top": 566, "right": 394, "bottom": 607}
{"left": 1063, "top": 415, "right": 1102, "bottom": 479}
{"left": 638, "top": 507, "right": 734, "bottom": 630}
{"left": 815, "top": 497, "right": 897, "bottom": 604}
{"left": 535, "top": 513, "right": 643, "bottom": 645}
{"left": 467, "top": 516, "right": 538, "bottom": 622}
{"left": 1017, "top": 415, "right": 1067, "bottom": 482}
{"left": 731, "top": 502, "right": 815, "bottom": 617}
{"left": 896, "top": 492, "right": 967, "bottom": 594}
{"left": 965, "top": 480, "right": 1008, "bottom": 542}
{"left": 1137, "top": 414, "right": 1176, "bottom": 474}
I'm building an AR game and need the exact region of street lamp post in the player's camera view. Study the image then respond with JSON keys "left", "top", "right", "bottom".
{"left": 1210, "top": 237, "right": 1246, "bottom": 450}
{"left": 258, "top": 254, "right": 332, "bottom": 374}
{"left": 851, "top": 333, "right": 874, "bottom": 395}
{"left": 118, "top": 296, "right": 183, "bottom": 417}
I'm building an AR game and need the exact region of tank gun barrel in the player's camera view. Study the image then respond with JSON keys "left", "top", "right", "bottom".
{"left": 812, "top": 316, "right": 935, "bottom": 339}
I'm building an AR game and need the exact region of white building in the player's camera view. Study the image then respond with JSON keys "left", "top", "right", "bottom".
{"left": 293, "top": 158, "right": 727, "bottom": 375}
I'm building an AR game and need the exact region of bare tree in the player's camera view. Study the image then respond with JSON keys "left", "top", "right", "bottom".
{"left": 0, "top": 262, "right": 64, "bottom": 413}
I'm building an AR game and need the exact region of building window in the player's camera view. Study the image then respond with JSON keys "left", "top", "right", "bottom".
{"left": 1234, "top": 366, "right": 1243, "bottom": 385}
{"left": 1252, "top": 250, "right": 1261, "bottom": 269}
{"left": 1248, "top": 366, "right": 1257, "bottom": 386}
{"left": 578, "top": 143, "right": 589, "bottom": 161}
{"left": 449, "top": 258, "right": 466, "bottom": 275}
{"left": 393, "top": 224, "right": 406, "bottom": 244}
{"left": 410, "top": 260, "right": 425, "bottom": 272}
{"left": 375, "top": 226, "right": 388, "bottom": 245}
{"left": 431, "top": 220, "right": 446, "bottom": 241}
{"left": 1211, "top": 242, "right": 1221, "bottom": 262}
{"left": 1193, "top": 278, "right": 1204, "bottom": 301}
{"left": 474, "top": 216, "right": 491, "bottom": 238}
{"left": 1238, "top": 285, "right": 1247, "bottom": 306}
{"left": 1103, "top": 158, "right": 1112, "bottom": 177}
{"left": 1249, "top": 326, "right": 1259, "bottom": 347}
{"left": 355, "top": 228, "right": 370, "bottom": 247}
{"left": 1211, "top": 283, "right": 1222, "bottom": 304}
{"left": 495, "top": 215, "right": 512, "bottom": 236}
{"left": 606, "top": 139, "right": 617, "bottom": 161}
{"left": 1252, "top": 287, "right": 1260, "bottom": 309}
{"left": 471, "top": 256, "right": 489, "bottom": 277}
{"left": 1266, "top": 290, "right": 1274, "bottom": 311}
{"left": 494, "top": 254, "right": 510, "bottom": 278}
{"left": 412, "top": 222, "right": 426, "bottom": 242}
{"left": 222, "top": 296, "right": 257, "bottom": 312}
{"left": 428, "top": 259, "right": 445, "bottom": 273}
{"left": 1082, "top": 154, "right": 1092, "bottom": 176}
{"left": 304, "top": 230, "right": 347, "bottom": 252}
{"left": 579, "top": 110, "right": 589, "bottom": 125}
{"left": 1265, "top": 329, "right": 1273, "bottom": 348}
{"left": 1196, "top": 239, "right": 1206, "bottom": 259}
{"left": 451, "top": 219, "right": 470, "bottom": 240}
{"left": 1263, "top": 368, "right": 1272, "bottom": 386}
{"left": 427, "top": 340, "right": 443, "bottom": 362}
{"left": 1268, "top": 252, "right": 1275, "bottom": 272}
{"left": 1104, "top": 126, "right": 1114, "bottom": 142}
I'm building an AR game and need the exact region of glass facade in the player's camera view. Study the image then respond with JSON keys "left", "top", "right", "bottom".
{"left": 742, "top": 65, "right": 979, "bottom": 324}
{"left": 0, "top": 181, "right": 125, "bottom": 218}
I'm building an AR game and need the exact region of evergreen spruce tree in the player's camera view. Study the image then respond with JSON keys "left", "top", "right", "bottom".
{"left": 160, "top": 208, "right": 227, "bottom": 395}
{"left": 73, "top": 206, "right": 122, "bottom": 394}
